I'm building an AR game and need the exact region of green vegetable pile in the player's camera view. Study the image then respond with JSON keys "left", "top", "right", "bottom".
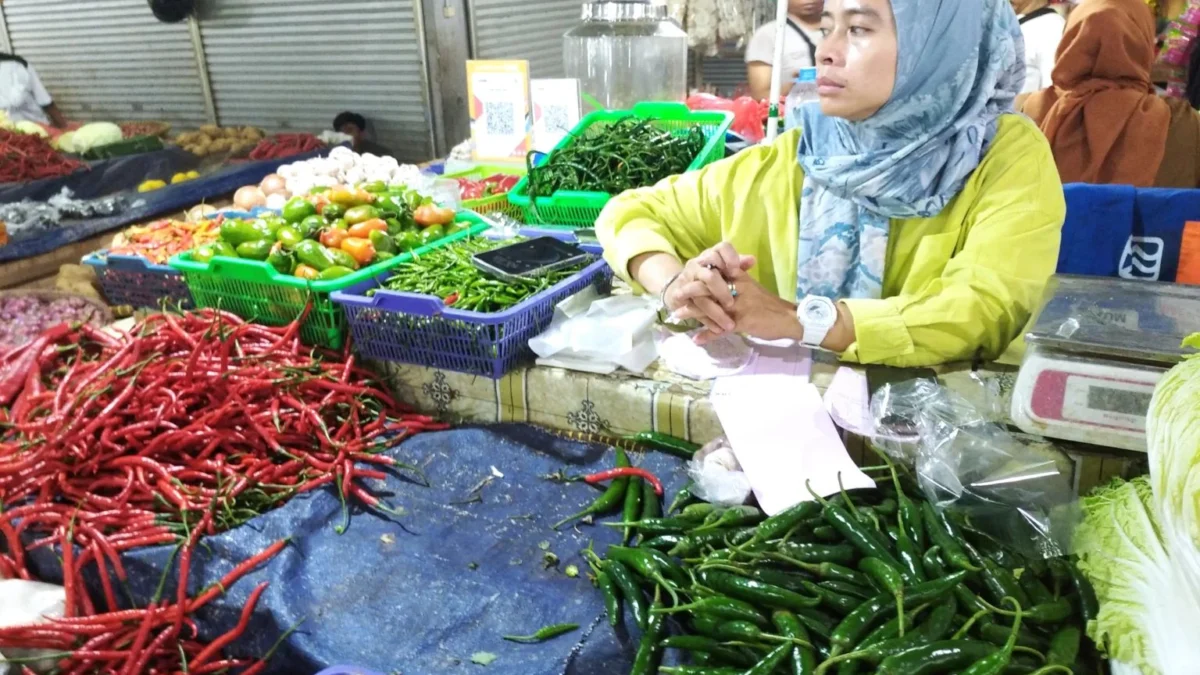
{"left": 190, "top": 186, "right": 465, "bottom": 282}
{"left": 573, "top": 453, "right": 1100, "bottom": 675}
{"left": 368, "top": 237, "right": 591, "bottom": 313}
{"left": 524, "top": 117, "right": 707, "bottom": 198}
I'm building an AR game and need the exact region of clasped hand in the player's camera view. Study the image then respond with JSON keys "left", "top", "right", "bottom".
{"left": 663, "top": 243, "right": 800, "bottom": 345}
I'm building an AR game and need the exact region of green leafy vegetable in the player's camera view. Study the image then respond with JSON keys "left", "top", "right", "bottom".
{"left": 1074, "top": 334, "right": 1200, "bottom": 674}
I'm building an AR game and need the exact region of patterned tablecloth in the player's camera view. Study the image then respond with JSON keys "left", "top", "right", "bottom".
{"left": 373, "top": 354, "right": 1145, "bottom": 496}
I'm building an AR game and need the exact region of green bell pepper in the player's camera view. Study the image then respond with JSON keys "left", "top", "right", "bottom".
{"left": 327, "top": 248, "right": 360, "bottom": 270}
{"left": 369, "top": 229, "right": 396, "bottom": 254}
{"left": 276, "top": 226, "right": 304, "bottom": 249}
{"left": 282, "top": 197, "right": 317, "bottom": 224}
{"left": 235, "top": 240, "right": 273, "bottom": 261}
{"left": 293, "top": 240, "right": 340, "bottom": 271}
{"left": 344, "top": 205, "right": 380, "bottom": 225}
{"left": 297, "top": 215, "right": 326, "bottom": 239}
{"left": 266, "top": 243, "right": 295, "bottom": 275}
{"left": 317, "top": 265, "right": 356, "bottom": 280}
{"left": 321, "top": 204, "right": 346, "bottom": 220}
{"left": 220, "top": 218, "right": 274, "bottom": 247}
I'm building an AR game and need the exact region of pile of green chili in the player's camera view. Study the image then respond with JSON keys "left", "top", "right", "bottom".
{"left": 367, "top": 237, "right": 590, "bottom": 313}
{"left": 566, "top": 447, "right": 1098, "bottom": 675}
{"left": 525, "top": 117, "right": 708, "bottom": 198}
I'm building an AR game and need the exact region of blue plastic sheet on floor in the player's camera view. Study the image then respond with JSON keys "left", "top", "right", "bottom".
{"left": 27, "top": 424, "right": 690, "bottom": 675}
{"left": 0, "top": 148, "right": 200, "bottom": 204}
{"left": 0, "top": 148, "right": 330, "bottom": 262}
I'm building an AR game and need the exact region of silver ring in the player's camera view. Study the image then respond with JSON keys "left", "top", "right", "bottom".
{"left": 728, "top": 283, "right": 739, "bottom": 298}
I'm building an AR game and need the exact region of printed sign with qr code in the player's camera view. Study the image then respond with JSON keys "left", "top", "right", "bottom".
{"left": 531, "top": 79, "right": 582, "bottom": 153}
{"left": 467, "top": 60, "right": 532, "bottom": 161}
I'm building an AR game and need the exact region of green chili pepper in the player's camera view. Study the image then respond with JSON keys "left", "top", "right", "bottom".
{"left": 874, "top": 640, "right": 998, "bottom": 675}
{"left": 1045, "top": 625, "right": 1081, "bottom": 666}
{"left": 977, "top": 622, "right": 1049, "bottom": 651}
{"left": 692, "top": 505, "right": 764, "bottom": 533}
{"left": 771, "top": 610, "right": 816, "bottom": 675}
{"left": 921, "top": 502, "right": 980, "bottom": 573}
{"left": 593, "top": 568, "right": 622, "bottom": 628}
{"left": 553, "top": 448, "right": 629, "bottom": 529}
{"left": 630, "top": 593, "right": 665, "bottom": 675}
{"left": 658, "top": 636, "right": 754, "bottom": 667}
{"left": 812, "top": 489, "right": 903, "bottom": 571}
{"left": 667, "top": 483, "right": 695, "bottom": 514}
{"left": 820, "top": 580, "right": 875, "bottom": 601}
{"left": 604, "top": 517, "right": 688, "bottom": 536}
{"left": 679, "top": 502, "right": 719, "bottom": 522}
{"left": 828, "top": 571, "right": 967, "bottom": 651}
{"left": 800, "top": 581, "right": 861, "bottom": 616}
{"left": 776, "top": 542, "right": 857, "bottom": 565}
{"left": 655, "top": 596, "right": 770, "bottom": 628}
{"left": 623, "top": 476, "right": 643, "bottom": 544}
{"left": 922, "top": 547, "right": 990, "bottom": 617}
{"left": 604, "top": 559, "right": 647, "bottom": 629}
{"left": 625, "top": 431, "right": 701, "bottom": 459}
{"left": 746, "top": 642, "right": 792, "bottom": 675}
{"left": 746, "top": 568, "right": 817, "bottom": 594}
{"left": 659, "top": 668, "right": 743, "bottom": 675}
{"left": 811, "top": 526, "right": 839, "bottom": 542}
{"left": 889, "top": 525, "right": 927, "bottom": 584}
{"left": 1018, "top": 569, "right": 1054, "bottom": 606}
{"left": 1067, "top": 560, "right": 1098, "bottom": 624}
{"left": 697, "top": 569, "right": 821, "bottom": 612}
{"left": 641, "top": 478, "right": 661, "bottom": 521}
{"left": 858, "top": 557, "right": 906, "bottom": 629}
{"left": 753, "top": 500, "right": 823, "bottom": 544}
{"left": 641, "top": 533, "right": 685, "bottom": 552}
{"left": 502, "top": 623, "right": 579, "bottom": 643}
{"left": 606, "top": 546, "right": 682, "bottom": 603}
{"left": 958, "top": 599, "right": 1023, "bottom": 675}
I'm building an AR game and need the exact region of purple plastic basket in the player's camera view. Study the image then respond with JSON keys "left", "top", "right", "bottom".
{"left": 331, "top": 229, "right": 612, "bottom": 379}
{"left": 83, "top": 251, "right": 194, "bottom": 309}
{"left": 314, "top": 668, "right": 385, "bottom": 675}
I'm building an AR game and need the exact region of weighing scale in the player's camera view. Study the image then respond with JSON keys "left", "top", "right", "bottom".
{"left": 1011, "top": 275, "right": 1200, "bottom": 452}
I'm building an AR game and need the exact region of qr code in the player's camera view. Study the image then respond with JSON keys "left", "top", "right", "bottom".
{"left": 543, "top": 104, "right": 572, "bottom": 134}
{"left": 484, "top": 101, "right": 515, "bottom": 135}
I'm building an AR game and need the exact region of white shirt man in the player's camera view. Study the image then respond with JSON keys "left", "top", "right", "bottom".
{"left": 0, "top": 53, "right": 65, "bottom": 127}
{"left": 744, "top": 0, "right": 825, "bottom": 101}
{"left": 1015, "top": 1, "right": 1067, "bottom": 93}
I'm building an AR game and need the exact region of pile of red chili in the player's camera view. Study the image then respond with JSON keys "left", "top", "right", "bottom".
{"left": 0, "top": 308, "right": 444, "bottom": 671}
{"left": 0, "top": 130, "right": 85, "bottom": 184}
{"left": 247, "top": 133, "right": 324, "bottom": 161}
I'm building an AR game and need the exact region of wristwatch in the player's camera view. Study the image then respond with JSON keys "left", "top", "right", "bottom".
{"left": 797, "top": 295, "right": 838, "bottom": 348}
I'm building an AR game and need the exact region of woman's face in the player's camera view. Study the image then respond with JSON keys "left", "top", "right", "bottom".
{"left": 815, "top": 0, "right": 898, "bottom": 122}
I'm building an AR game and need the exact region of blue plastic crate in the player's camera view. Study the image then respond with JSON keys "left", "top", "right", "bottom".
{"left": 83, "top": 251, "right": 194, "bottom": 309}
{"left": 331, "top": 229, "right": 612, "bottom": 379}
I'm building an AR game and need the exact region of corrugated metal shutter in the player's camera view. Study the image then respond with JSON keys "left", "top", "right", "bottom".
{"left": 1, "top": 0, "right": 209, "bottom": 128}
{"left": 199, "top": 0, "right": 431, "bottom": 163}
{"left": 700, "top": 57, "right": 749, "bottom": 97}
{"left": 471, "top": 0, "right": 579, "bottom": 78}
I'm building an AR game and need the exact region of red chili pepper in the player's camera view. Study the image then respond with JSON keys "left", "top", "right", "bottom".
{"left": 583, "top": 466, "right": 664, "bottom": 496}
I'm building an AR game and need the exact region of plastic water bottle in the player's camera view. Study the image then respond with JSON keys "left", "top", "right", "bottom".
{"left": 784, "top": 68, "right": 819, "bottom": 129}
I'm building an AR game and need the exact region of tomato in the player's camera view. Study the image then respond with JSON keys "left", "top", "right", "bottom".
{"left": 347, "top": 218, "right": 389, "bottom": 239}
{"left": 414, "top": 204, "right": 456, "bottom": 227}
{"left": 340, "top": 237, "right": 376, "bottom": 265}
{"left": 320, "top": 228, "right": 349, "bottom": 249}
{"left": 293, "top": 264, "right": 320, "bottom": 280}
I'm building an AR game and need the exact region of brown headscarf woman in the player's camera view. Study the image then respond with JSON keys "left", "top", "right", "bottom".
{"left": 1024, "top": 0, "right": 1200, "bottom": 188}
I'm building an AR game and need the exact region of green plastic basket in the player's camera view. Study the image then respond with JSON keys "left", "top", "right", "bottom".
{"left": 443, "top": 164, "right": 526, "bottom": 221}
{"left": 168, "top": 217, "right": 490, "bottom": 349}
{"left": 506, "top": 102, "right": 733, "bottom": 227}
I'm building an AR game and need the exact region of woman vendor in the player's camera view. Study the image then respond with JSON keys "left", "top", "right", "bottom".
{"left": 596, "top": 0, "right": 1066, "bottom": 367}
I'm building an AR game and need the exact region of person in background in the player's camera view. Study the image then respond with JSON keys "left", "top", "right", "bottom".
{"left": 1024, "top": 0, "right": 1200, "bottom": 188}
{"left": 1011, "top": 0, "right": 1066, "bottom": 109}
{"left": 0, "top": 52, "right": 66, "bottom": 128}
{"left": 598, "top": 0, "right": 1064, "bottom": 368}
{"left": 745, "top": 0, "right": 825, "bottom": 101}
{"left": 332, "top": 111, "right": 392, "bottom": 157}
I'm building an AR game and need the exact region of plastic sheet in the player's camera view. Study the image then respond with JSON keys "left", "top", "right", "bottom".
{"left": 21, "top": 425, "right": 689, "bottom": 675}
{"left": 870, "top": 379, "right": 1079, "bottom": 559}
{"left": 687, "top": 436, "right": 752, "bottom": 506}
{"left": 0, "top": 148, "right": 330, "bottom": 262}
{"left": 0, "top": 147, "right": 198, "bottom": 204}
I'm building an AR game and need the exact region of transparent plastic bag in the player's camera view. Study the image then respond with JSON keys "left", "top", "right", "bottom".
{"left": 716, "top": 0, "right": 752, "bottom": 49}
{"left": 870, "top": 379, "right": 1079, "bottom": 559}
{"left": 687, "top": 436, "right": 753, "bottom": 506}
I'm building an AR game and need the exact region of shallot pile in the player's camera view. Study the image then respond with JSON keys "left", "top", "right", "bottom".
{"left": 0, "top": 294, "right": 107, "bottom": 351}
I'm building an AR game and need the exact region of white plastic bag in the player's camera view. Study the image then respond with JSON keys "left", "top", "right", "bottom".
{"left": 687, "top": 436, "right": 753, "bottom": 506}
{"left": 529, "top": 291, "right": 658, "bottom": 374}
{"left": 0, "top": 579, "right": 65, "bottom": 675}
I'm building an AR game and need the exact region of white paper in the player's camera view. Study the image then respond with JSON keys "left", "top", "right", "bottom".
{"left": 823, "top": 366, "right": 874, "bottom": 436}
{"left": 741, "top": 339, "right": 812, "bottom": 377}
{"left": 710, "top": 374, "right": 875, "bottom": 515}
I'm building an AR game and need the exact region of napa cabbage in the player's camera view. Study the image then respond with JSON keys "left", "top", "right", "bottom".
{"left": 1075, "top": 334, "right": 1200, "bottom": 674}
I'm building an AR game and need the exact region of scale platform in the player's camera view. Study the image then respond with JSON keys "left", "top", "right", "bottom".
{"left": 1012, "top": 275, "right": 1200, "bottom": 452}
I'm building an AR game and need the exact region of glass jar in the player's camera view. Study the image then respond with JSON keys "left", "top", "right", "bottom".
{"left": 563, "top": 1, "right": 688, "bottom": 111}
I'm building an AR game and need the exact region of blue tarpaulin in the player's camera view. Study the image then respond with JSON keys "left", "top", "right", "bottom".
{"left": 28, "top": 425, "right": 689, "bottom": 675}
{"left": 0, "top": 148, "right": 330, "bottom": 262}
{"left": 0, "top": 148, "right": 199, "bottom": 205}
